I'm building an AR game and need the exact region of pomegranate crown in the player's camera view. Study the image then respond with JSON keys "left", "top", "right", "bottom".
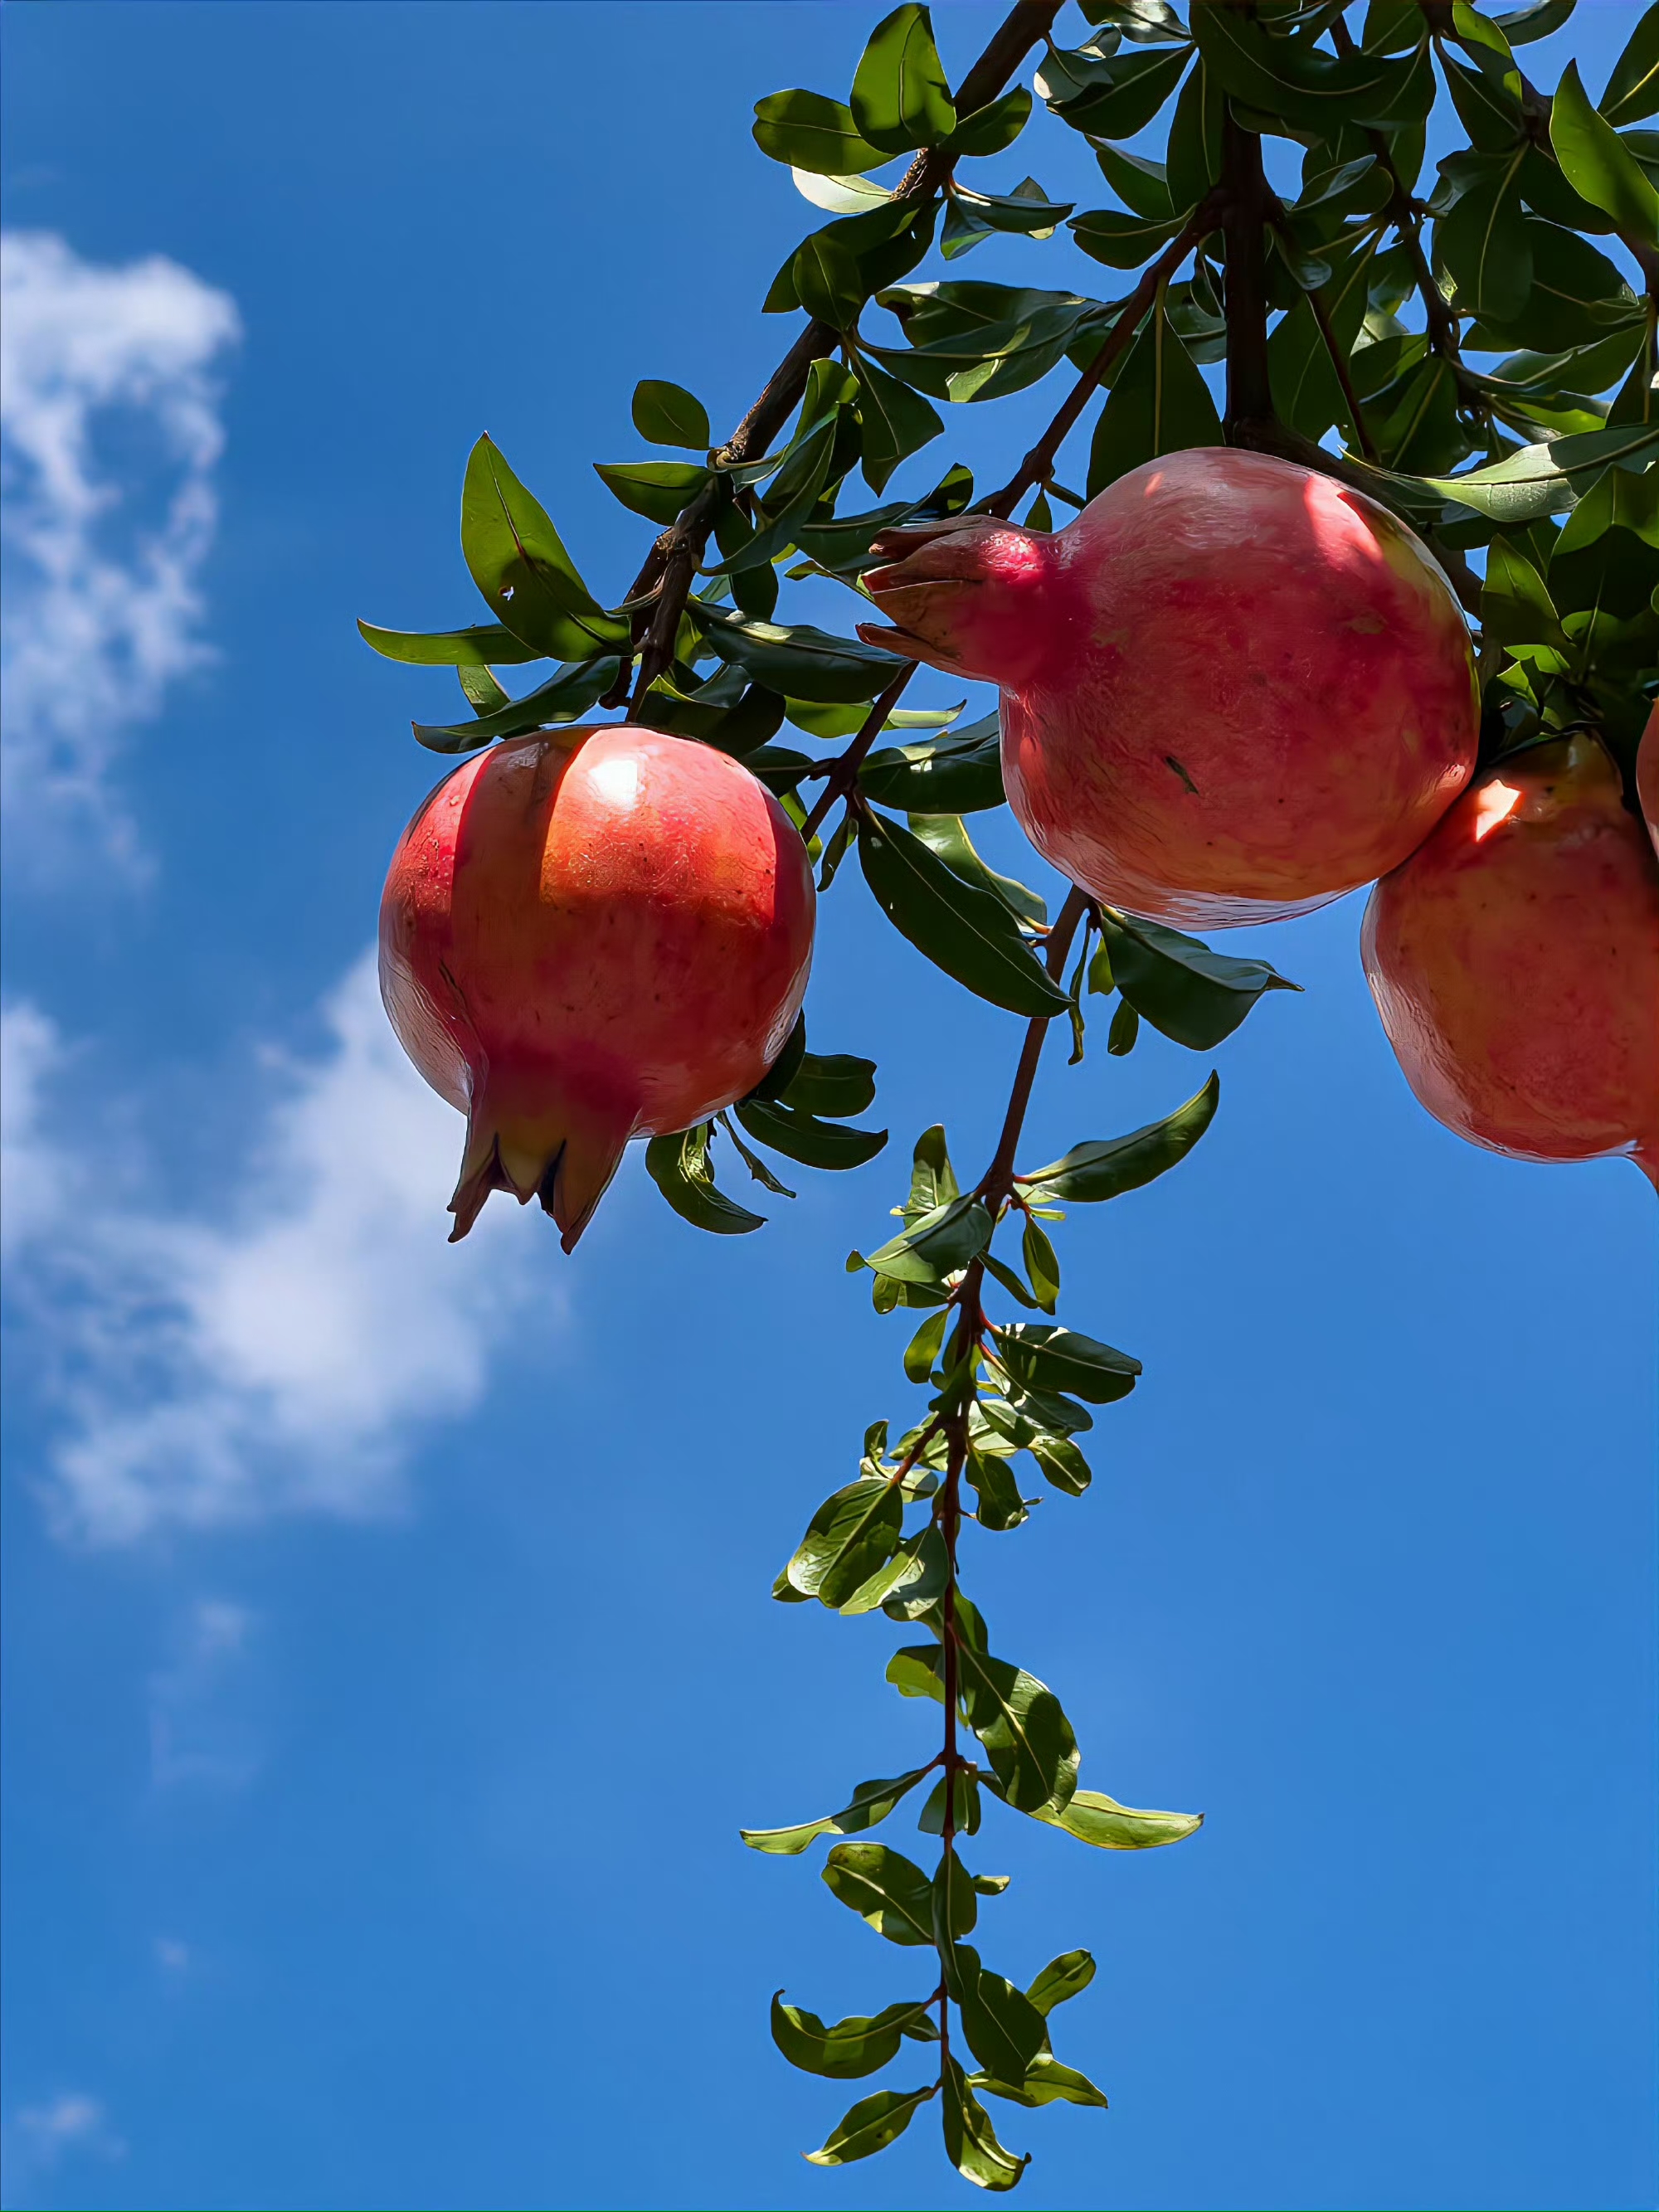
{"left": 858, "top": 514, "right": 1060, "bottom": 688}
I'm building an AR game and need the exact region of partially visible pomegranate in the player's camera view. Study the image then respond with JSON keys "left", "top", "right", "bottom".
{"left": 1362, "top": 734, "right": 1659, "bottom": 1187}
{"left": 859, "top": 448, "right": 1478, "bottom": 928}
{"left": 1637, "top": 707, "right": 1657, "bottom": 859}
{"left": 380, "top": 726, "right": 815, "bottom": 1247}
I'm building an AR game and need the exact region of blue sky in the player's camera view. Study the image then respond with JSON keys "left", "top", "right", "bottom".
{"left": 1, "top": 6, "right": 1653, "bottom": 2210}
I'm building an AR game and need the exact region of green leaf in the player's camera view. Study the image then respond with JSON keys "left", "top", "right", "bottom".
{"left": 1041, "top": 43, "right": 1190, "bottom": 141}
{"left": 742, "top": 1768, "right": 932, "bottom": 1855}
{"left": 1029, "top": 1432, "right": 1092, "bottom": 1497}
{"left": 1017, "top": 1072, "right": 1220, "bottom": 1204}
{"left": 903, "top": 1305, "right": 951, "bottom": 1383}
{"left": 1482, "top": 536, "right": 1567, "bottom": 648}
{"left": 737, "top": 1095, "right": 886, "bottom": 1170}
{"left": 1549, "top": 458, "right": 1659, "bottom": 619}
{"left": 1107, "top": 997, "right": 1141, "bottom": 1055}
{"left": 1600, "top": 4, "right": 1659, "bottom": 128}
{"left": 631, "top": 380, "right": 711, "bottom": 450}
{"left": 772, "top": 1992, "right": 935, "bottom": 2079}
{"left": 696, "top": 609, "right": 908, "bottom": 702}
{"left": 907, "top": 813, "right": 1047, "bottom": 927}
{"left": 456, "top": 664, "right": 509, "bottom": 717}
{"left": 592, "top": 459, "right": 709, "bottom": 526}
{"left": 645, "top": 1124, "right": 766, "bottom": 1236}
{"left": 1415, "top": 422, "right": 1659, "bottom": 522}
{"left": 793, "top": 226, "right": 866, "bottom": 330}
{"left": 783, "top": 1050, "right": 878, "bottom": 1118}
{"left": 1475, "top": 219, "right": 1640, "bottom": 353}
{"left": 459, "top": 435, "right": 622, "bottom": 659}
{"left": 1267, "top": 231, "right": 1380, "bottom": 445}
{"left": 753, "top": 89, "right": 889, "bottom": 175}
{"left": 966, "top": 1447, "right": 1029, "bottom": 1533}
{"left": 1068, "top": 206, "right": 1186, "bottom": 269}
{"left": 849, "top": 1524, "right": 951, "bottom": 1615}
{"left": 1165, "top": 57, "right": 1224, "bottom": 209}
{"left": 1025, "top": 1950, "right": 1097, "bottom": 2015}
{"left": 918, "top": 1766, "right": 983, "bottom": 1836}
{"left": 852, "top": 3, "right": 956, "bottom": 153}
{"left": 1492, "top": 0, "right": 1575, "bottom": 44}
{"left": 931, "top": 1845, "right": 980, "bottom": 1950}
{"left": 955, "top": 1645, "right": 1080, "bottom": 1814}
{"left": 1032, "top": 1786, "right": 1204, "bottom": 1850}
{"left": 859, "top": 714, "right": 1005, "bottom": 814}
{"left": 357, "top": 619, "right": 545, "bottom": 668}
{"left": 786, "top": 1478, "right": 904, "bottom": 1605}
{"left": 1551, "top": 61, "right": 1659, "bottom": 244}
{"left": 823, "top": 1841, "right": 936, "bottom": 1945}
{"left": 855, "top": 354, "right": 945, "bottom": 494}
{"left": 958, "top": 1960, "right": 1048, "bottom": 2084}
{"left": 1103, "top": 912, "right": 1301, "bottom": 1050}
{"left": 974, "top": 2054, "right": 1112, "bottom": 2108}
{"left": 859, "top": 812, "right": 1070, "bottom": 1018}
{"left": 410, "top": 657, "right": 621, "bottom": 753}
{"left": 1092, "top": 141, "right": 1175, "bottom": 217}
{"left": 804, "top": 2084, "right": 935, "bottom": 2166}
{"left": 990, "top": 1323, "right": 1141, "bottom": 1405}
{"left": 1191, "top": 6, "right": 1432, "bottom": 129}
{"left": 942, "top": 2054, "right": 1031, "bottom": 2191}
{"left": 1082, "top": 0, "right": 1187, "bottom": 41}
{"left": 907, "top": 1121, "right": 960, "bottom": 1218}
{"left": 1087, "top": 297, "right": 1223, "bottom": 497}
{"left": 1019, "top": 1217, "right": 1061, "bottom": 1311}
{"left": 855, "top": 1194, "right": 993, "bottom": 1285}
{"left": 1435, "top": 148, "right": 1531, "bottom": 324}
{"left": 947, "top": 179, "right": 1074, "bottom": 241}
{"left": 943, "top": 85, "right": 1033, "bottom": 158}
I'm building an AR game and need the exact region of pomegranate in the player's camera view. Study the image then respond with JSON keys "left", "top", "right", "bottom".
{"left": 380, "top": 725, "right": 815, "bottom": 1247}
{"left": 1638, "top": 707, "right": 1657, "bottom": 859}
{"left": 1361, "top": 734, "right": 1659, "bottom": 1188}
{"left": 859, "top": 448, "right": 1478, "bottom": 928}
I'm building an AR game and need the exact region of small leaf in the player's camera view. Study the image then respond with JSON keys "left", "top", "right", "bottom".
{"left": 941, "top": 2055, "right": 1031, "bottom": 2192}
{"left": 965, "top": 1448, "right": 1029, "bottom": 1533}
{"left": 793, "top": 226, "right": 867, "bottom": 331}
{"left": 1600, "top": 4, "right": 1659, "bottom": 129}
{"left": 1413, "top": 422, "right": 1659, "bottom": 523}
{"left": 786, "top": 1478, "right": 904, "bottom": 1606}
{"left": 990, "top": 1323, "right": 1141, "bottom": 1405}
{"left": 958, "top": 1961, "right": 1049, "bottom": 2083}
{"left": 1103, "top": 912, "right": 1300, "bottom": 1050}
{"left": 753, "top": 89, "right": 888, "bottom": 175}
{"left": 1032, "top": 1786, "right": 1204, "bottom": 1850}
{"left": 1107, "top": 997, "right": 1141, "bottom": 1055}
{"left": 742, "top": 1768, "right": 932, "bottom": 1855}
{"left": 1069, "top": 206, "right": 1186, "bottom": 269}
{"left": 457, "top": 664, "right": 509, "bottom": 717}
{"left": 860, "top": 714, "right": 1005, "bottom": 814}
{"left": 1042, "top": 43, "right": 1189, "bottom": 141}
{"left": 975, "top": 2053, "right": 1112, "bottom": 2108}
{"left": 695, "top": 608, "right": 909, "bottom": 702}
{"left": 855, "top": 353, "right": 945, "bottom": 494}
{"left": 736, "top": 1097, "right": 888, "bottom": 1170}
{"left": 783, "top": 1051, "right": 878, "bottom": 1119}
{"left": 1551, "top": 61, "right": 1659, "bottom": 244}
{"left": 1017, "top": 1072, "right": 1220, "bottom": 1203}
{"left": 943, "top": 85, "right": 1033, "bottom": 158}
{"left": 1087, "top": 296, "right": 1223, "bottom": 497}
{"left": 851, "top": 3, "right": 956, "bottom": 154}
{"left": 804, "top": 2084, "right": 934, "bottom": 2166}
{"left": 1029, "top": 1432, "right": 1092, "bottom": 1497}
{"left": 645, "top": 1124, "right": 766, "bottom": 1236}
{"left": 859, "top": 812, "right": 1070, "bottom": 1018}
{"left": 955, "top": 1645, "right": 1080, "bottom": 1815}
{"left": 856, "top": 1194, "right": 993, "bottom": 1286}
{"left": 410, "top": 655, "right": 624, "bottom": 754}
{"left": 592, "top": 459, "right": 710, "bottom": 525}
{"left": 907, "top": 813, "right": 1047, "bottom": 926}
{"left": 631, "top": 380, "right": 711, "bottom": 450}
{"left": 823, "top": 1841, "right": 936, "bottom": 1945}
{"left": 1482, "top": 536, "right": 1566, "bottom": 648}
{"left": 357, "top": 619, "right": 544, "bottom": 668}
{"left": 908, "top": 1122, "right": 961, "bottom": 1218}
{"left": 904, "top": 1306, "right": 951, "bottom": 1383}
{"left": 772, "top": 1992, "right": 935, "bottom": 2079}
{"left": 1019, "top": 1217, "right": 1061, "bottom": 1311}
{"left": 1025, "top": 1950, "right": 1097, "bottom": 2015}
{"left": 460, "top": 435, "right": 622, "bottom": 659}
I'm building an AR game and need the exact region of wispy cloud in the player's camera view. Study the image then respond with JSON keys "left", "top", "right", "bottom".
{"left": 2, "top": 2093, "right": 125, "bottom": 2202}
{"left": 0, "top": 229, "right": 239, "bottom": 876}
{"left": 148, "top": 1598, "right": 260, "bottom": 1790}
{"left": 2, "top": 953, "right": 538, "bottom": 1544}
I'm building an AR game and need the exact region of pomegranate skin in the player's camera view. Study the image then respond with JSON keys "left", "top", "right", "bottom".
{"left": 379, "top": 726, "right": 815, "bottom": 1247}
{"left": 1361, "top": 735, "right": 1659, "bottom": 1187}
{"left": 860, "top": 449, "right": 1478, "bottom": 928}
{"left": 1637, "top": 708, "right": 1657, "bottom": 859}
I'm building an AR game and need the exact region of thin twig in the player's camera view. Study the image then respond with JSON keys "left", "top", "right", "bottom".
{"left": 1263, "top": 200, "right": 1380, "bottom": 462}
{"left": 1221, "top": 109, "right": 1276, "bottom": 432}
{"left": 800, "top": 665, "right": 917, "bottom": 839}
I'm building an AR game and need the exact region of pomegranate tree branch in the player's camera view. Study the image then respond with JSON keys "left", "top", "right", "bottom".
{"left": 979, "top": 196, "right": 1225, "bottom": 519}
{"left": 626, "top": 0, "right": 1063, "bottom": 705}
{"left": 1221, "top": 109, "right": 1277, "bottom": 434}
{"left": 800, "top": 665, "right": 917, "bottom": 839}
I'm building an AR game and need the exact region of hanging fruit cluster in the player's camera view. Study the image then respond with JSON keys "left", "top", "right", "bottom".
{"left": 363, "top": 0, "right": 1658, "bottom": 2190}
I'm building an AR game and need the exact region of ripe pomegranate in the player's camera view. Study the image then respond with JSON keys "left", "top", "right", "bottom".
{"left": 1637, "top": 707, "right": 1657, "bottom": 859}
{"left": 1361, "top": 734, "right": 1659, "bottom": 1188}
{"left": 859, "top": 448, "right": 1478, "bottom": 928}
{"left": 380, "top": 726, "right": 815, "bottom": 1247}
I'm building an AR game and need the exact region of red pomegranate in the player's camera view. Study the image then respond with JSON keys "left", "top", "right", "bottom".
{"left": 380, "top": 725, "right": 815, "bottom": 1247}
{"left": 1637, "top": 707, "right": 1657, "bottom": 859}
{"left": 1361, "top": 734, "right": 1659, "bottom": 1188}
{"left": 859, "top": 448, "right": 1479, "bottom": 928}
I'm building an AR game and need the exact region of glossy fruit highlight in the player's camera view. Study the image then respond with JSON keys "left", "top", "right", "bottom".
{"left": 1362, "top": 734, "right": 1659, "bottom": 1187}
{"left": 380, "top": 725, "right": 815, "bottom": 1247}
{"left": 859, "top": 447, "right": 1479, "bottom": 928}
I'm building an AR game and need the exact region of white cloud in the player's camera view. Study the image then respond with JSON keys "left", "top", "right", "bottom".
{"left": 1, "top": 952, "right": 538, "bottom": 1544}
{"left": 0, "top": 229, "right": 240, "bottom": 874}
{"left": 148, "top": 1598, "right": 260, "bottom": 1790}
{"left": 2, "top": 2093, "right": 125, "bottom": 2197}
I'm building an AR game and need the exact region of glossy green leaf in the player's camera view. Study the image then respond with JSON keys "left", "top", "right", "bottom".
{"left": 1482, "top": 536, "right": 1566, "bottom": 647}
{"left": 783, "top": 1050, "right": 878, "bottom": 1119}
{"left": 849, "top": 1524, "right": 950, "bottom": 1616}
{"left": 735, "top": 1096, "right": 888, "bottom": 1169}
{"left": 903, "top": 1305, "right": 951, "bottom": 1383}
{"left": 460, "top": 435, "right": 623, "bottom": 659}
{"left": 1029, "top": 1432, "right": 1092, "bottom": 1497}
{"left": 852, "top": 4, "right": 955, "bottom": 153}
{"left": 990, "top": 1323, "right": 1141, "bottom": 1405}
{"left": 1600, "top": 4, "right": 1659, "bottom": 128}
{"left": 907, "top": 813, "right": 1046, "bottom": 926}
{"left": 941, "top": 2054, "right": 1031, "bottom": 2191}
{"left": 1042, "top": 44, "right": 1189, "bottom": 141}
{"left": 357, "top": 619, "right": 545, "bottom": 668}
{"left": 1069, "top": 206, "right": 1187, "bottom": 269}
{"left": 958, "top": 1964, "right": 1048, "bottom": 2084}
{"left": 1025, "top": 1950, "right": 1097, "bottom": 2015}
{"left": 1165, "top": 56, "right": 1224, "bottom": 208}
{"left": 696, "top": 609, "right": 909, "bottom": 701}
{"left": 1436, "top": 148, "right": 1531, "bottom": 323}
{"left": 753, "top": 89, "right": 889, "bottom": 175}
{"left": 948, "top": 179, "right": 1073, "bottom": 238}
{"left": 1092, "top": 141, "right": 1175, "bottom": 217}
{"left": 966, "top": 1448, "right": 1029, "bottom": 1533}
{"left": 858, "top": 813, "right": 1070, "bottom": 1018}
{"left": 1493, "top": 0, "right": 1575, "bottom": 43}
{"left": 974, "top": 2054, "right": 1112, "bottom": 2109}
{"left": 1417, "top": 421, "right": 1659, "bottom": 521}
{"left": 592, "top": 459, "right": 710, "bottom": 526}
{"left": 411, "top": 657, "right": 620, "bottom": 752}
{"left": 1267, "top": 232, "right": 1380, "bottom": 445}
{"left": 786, "top": 1478, "right": 903, "bottom": 1605}
{"left": 943, "top": 85, "right": 1032, "bottom": 158}
{"left": 858, "top": 713, "right": 1001, "bottom": 814}
{"left": 854, "top": 354, "right": 944, "bottom": 494}
{"left": 631, "top": 380, "right": 710, "bottom": 450}
{"left": 645, "top": 1124, "right": 766, "bottom": 1235}
{"left": 955, "top": 1645, "right": 1080, "bottom": 1815}
{"left": 855, "top": 1194, "right": 992, "bottom": 1285}
{"left": 772, "top": 1992, "right": 935, "bottom": 2079}
{"left": 1017, "top": 1072, "right": 1220, "bottom": 1204}
{"left": 457, "top": 664, "right": 509, "bottom": 717}
{"left": 805, "top": 2083, "right": 935, "bottom": 2166}
{"left": 1019, "top": 1217, "right": 1061, "bottom": 1311}
{"left": 823, "top": 1841, "right": 936, "bottom": 1945}
{"left": 1194, "top": 5, "right": 1433, "bottom": 129}
{"left": 1103, "top": 912, "right": 1301, "bottom": 1050}
{"left": 1082, "top": 0, "right": 1187, "bottom": 41}
{"left": 742, "top": 1768, "right": 931, "bottom": 1855}
{"left": 1032, "top": 1786, "right": 1204, "bottom": 1850}
{"left": 1107, "top": 997, "right": 1141, "bottom": 1055}
{"left": 917, "top": 1766, "right": 983, "bottom": 1836}
{"left": 792, "top": 227, "right": 866, "bottom": 330}
{"left": 1087, "top": 297, "right": 1223, "bottom": 496}
{"left": 907, "top": 1121, "right": 959, "bottom": 1218}
{"left": 1551, "top": 61, "right": 1659, "bottom": 244}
